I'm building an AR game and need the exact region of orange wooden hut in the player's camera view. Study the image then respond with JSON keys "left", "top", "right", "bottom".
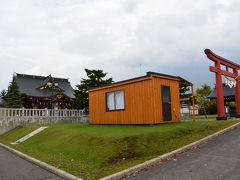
{"left": 89, "top": 72, "right": 193, "bottom": 124}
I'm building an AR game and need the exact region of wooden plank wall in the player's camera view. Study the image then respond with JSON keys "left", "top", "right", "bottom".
{"left": 89, "top": 76, "right": 181, "bottom": 124}
{"left": 152, "top": 77, "right": 181, "bottom": 123}
{"left": 89, "top": 79, "right": 155, "bottom": 124}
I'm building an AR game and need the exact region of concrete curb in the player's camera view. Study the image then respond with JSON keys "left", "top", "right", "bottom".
{"left": 100, "top": 122, "right": 240, "bottom": 180}
{"left": 0, "top": 143, "right": 82, "bottom": 180}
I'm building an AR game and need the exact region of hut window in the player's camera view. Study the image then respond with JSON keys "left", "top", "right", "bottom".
{"left": 107, "top": 92, "right": 115, "bottom": 110}
{"left": 106, "top": 90, "right": 125, "bottom": 111}
{"left": 115, "top": 91, "right": 124, "bottom": 110}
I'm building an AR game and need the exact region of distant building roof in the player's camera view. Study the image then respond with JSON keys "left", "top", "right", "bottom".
{"left": 15, "top": 73, "right": 75, "bottom": 99}
{"left": 208, "top": 84, "right": 235, "bottom": 99}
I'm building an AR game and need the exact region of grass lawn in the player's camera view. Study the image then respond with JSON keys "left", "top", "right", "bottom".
{"left": 0, "top": 121, "right": 238, "bottom": 179}
{"left": 181, "top": 114, "right": 217, "bottom": 120}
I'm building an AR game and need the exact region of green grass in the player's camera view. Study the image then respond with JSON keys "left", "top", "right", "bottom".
{"left": 181, "top": 114, "right": 217, "bottom": 120}
{"left": 0, "top": 121, "right": 237, "bottom": 179}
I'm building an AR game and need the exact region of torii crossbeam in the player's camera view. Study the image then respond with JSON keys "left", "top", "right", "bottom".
{"left": 204, "top": 49, "right": 240, "bottom": 120}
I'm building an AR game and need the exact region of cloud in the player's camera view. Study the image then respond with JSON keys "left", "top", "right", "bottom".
{"left": 0, "top": 0, "right": 240, "bottom": 91}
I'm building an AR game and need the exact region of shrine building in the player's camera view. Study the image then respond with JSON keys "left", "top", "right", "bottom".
{"left": 15, "top": 73, "right": 75, "bottom": 109}
{"left": 208, "top": 83, "right": 236, "bottom": 103}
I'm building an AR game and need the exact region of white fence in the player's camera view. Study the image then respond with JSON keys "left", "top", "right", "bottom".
{"left": 181, "top": 106, "right": 199, "bottom": 116}
{"left": 0, "top": 108, "right": 85, "bottom": 117}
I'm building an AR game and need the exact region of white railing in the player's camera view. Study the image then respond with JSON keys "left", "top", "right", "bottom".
{"left": 0, "top": 108, "right": 85, "bottom": 117}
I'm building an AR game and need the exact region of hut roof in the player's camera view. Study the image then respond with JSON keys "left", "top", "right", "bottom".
{"left": 89, "top": 71, "right": 192, "bottom": 92}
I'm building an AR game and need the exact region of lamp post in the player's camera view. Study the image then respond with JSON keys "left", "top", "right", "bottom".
{"left": 47, "top": 81, "right": 58, "bottom": 109}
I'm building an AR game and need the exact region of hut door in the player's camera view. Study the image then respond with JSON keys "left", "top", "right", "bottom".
{"left": 161, "top": 86, "right": 172, "bottom": 121}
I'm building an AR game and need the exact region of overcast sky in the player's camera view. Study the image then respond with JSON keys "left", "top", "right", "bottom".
{"left": 1, "top": 0, "right": 240, "bottom": 90}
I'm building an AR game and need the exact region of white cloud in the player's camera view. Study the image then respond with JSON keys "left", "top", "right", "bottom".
{"left": 0, "top": 0, "right": 240, "bottom": 90}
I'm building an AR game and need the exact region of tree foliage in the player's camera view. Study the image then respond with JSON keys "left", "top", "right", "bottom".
{"left": 5, "top": 76, "right": 22, "bottom": 108}
{"left": 75, "top": 69, "right": 113, "bottom": 110}
{"left": 196, "top": 84, "right": 212, "bottom": 116}
{"left": 205, "top": 99, "right": 217, "bottom": 114}
{"left": 227, "top": 101, "right": 236, "bottom": 109}
{"left": 179, "top": 87, "right": 191, "bottom": 99}
{"left": 0, "top": 89, "right": 6, "bottom": 98}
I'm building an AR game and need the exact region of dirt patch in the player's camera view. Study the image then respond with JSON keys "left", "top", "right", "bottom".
{"left": 105, "top": 136, "right": 141, "bottom": 165}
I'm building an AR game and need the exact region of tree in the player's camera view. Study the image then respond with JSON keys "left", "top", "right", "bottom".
{"left": 179, "top": 87, "right": 191, "bottom": 99}
{"left": 5, "top": 76, "right": 22, "bottom": 108}
{"left": 0, "top": 89, "right": 6, "bottom": 98}
{"left": 195, "top": 84, "right": 212, "bottom": 117}
{"left": 206, "top": 99, "right": 217, "bottom": 115}
{"left": 75, "top": 69, "right": 113, "bottom": 110}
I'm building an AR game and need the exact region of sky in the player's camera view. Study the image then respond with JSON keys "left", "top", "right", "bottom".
{"left": 0, "top": 0, "right": 240, "bottom": 91}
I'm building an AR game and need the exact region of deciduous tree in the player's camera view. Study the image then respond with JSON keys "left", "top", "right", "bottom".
{"left": 196, "top": 84, "right": 212, "bottom": 117}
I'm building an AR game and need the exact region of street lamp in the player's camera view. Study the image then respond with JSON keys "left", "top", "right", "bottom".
{"left": 47, "top": 81, "right": 59, "bottom": 109}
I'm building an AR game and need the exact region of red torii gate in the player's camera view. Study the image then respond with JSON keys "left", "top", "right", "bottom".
{"left": 204, "top": 49, "right": 240, "bottom": 120}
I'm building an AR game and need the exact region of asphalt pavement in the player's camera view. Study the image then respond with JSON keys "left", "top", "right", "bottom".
{"left": 128, "top": 126, "right": 240, "bottom": 180}
{"left": 0, "top": 146, "right": 62, "bottom": 180}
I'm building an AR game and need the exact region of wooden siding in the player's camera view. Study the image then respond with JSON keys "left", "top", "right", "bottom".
{"left": 89, "top": 76, "right": 181, "bottom": 124}
{"left": 151, "top": 77, "right": 181, "bottom": 123}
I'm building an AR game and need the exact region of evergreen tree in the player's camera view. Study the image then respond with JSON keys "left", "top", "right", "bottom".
{"left": 179, "top": 87, "right": 191, "bottom": 99}
{"left": 75, "top": 69, "right": 113, "bottom": 110}
{"left": 5, "top": 76, "right": 22, "bottom": 108}
{"left": 179, "top": 86, "right": 193, "bottom": 107}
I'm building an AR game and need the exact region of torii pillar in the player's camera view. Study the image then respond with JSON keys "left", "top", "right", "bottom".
{"left": 234, "top": 69, "right": 240, "bottom": 117}
{"left": 204, "top": 49, "right": 240, "bottom": 120}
